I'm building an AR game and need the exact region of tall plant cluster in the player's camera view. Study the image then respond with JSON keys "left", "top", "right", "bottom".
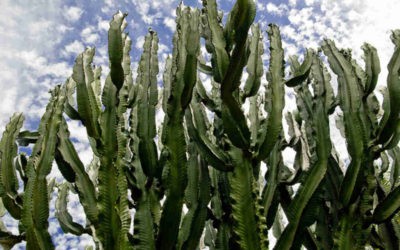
{"left": 1, "top": 0, "right": 400, "bottom": 249}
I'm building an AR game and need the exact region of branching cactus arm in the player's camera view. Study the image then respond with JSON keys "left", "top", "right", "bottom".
{"left": 218, "top": 0, "right": 256, "bottom": 149}
{"left": 0, "top": 113, "right": 24, "bottom": 219}
{"left": 22, "top": 85, "right": 66, "bottom": 250}
{"left": 137, "top": 30, "right": 159, "bottom": 179}
{"left": 156, "top": 6, "right": 200, "bottom": 250}
{"left": 256, "top": 24, "right": 284, "bottom": 161}
{"left": 322, "top": 40, "right": 368, "bottom": 207}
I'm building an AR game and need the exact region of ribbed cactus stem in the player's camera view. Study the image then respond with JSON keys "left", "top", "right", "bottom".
{"left": 156, "top": 6, "right": 200, "bottom": 250}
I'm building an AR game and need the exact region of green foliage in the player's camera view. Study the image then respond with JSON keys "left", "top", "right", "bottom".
{"left": 1, "top": 1, "right": 400, "bottom": 249}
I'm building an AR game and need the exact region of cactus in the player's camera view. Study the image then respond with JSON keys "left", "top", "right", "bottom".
{"left": 1, "top": 0, "right": 400, "bottom": 249}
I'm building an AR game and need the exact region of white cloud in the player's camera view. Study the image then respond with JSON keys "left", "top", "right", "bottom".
{"left": 16, "top": 50, "right": 70, "bottom": 78}
{"left": 277, "top": 0, "right": 400, "bottom": 88}
{"left": 289, "top": 0, "right": 297, "bottom": 6}
{"left": 131, "top": 0, "right": 179, "bottom": 25}
{"left": 163, "top": 17, "right": 176, "bottom": 32}
{"left": 101, "top": 0, "right": 114, "bottom": 13}
{"left": 0, "top": 0, "right": 71, "bottom": 131}
{"left": 158, "top": 43, "right": 169, "bottom": 54}
{"left": 81, "top": 26, "right": 100, "bottom": 44}
{"left": 304, "top": 0, "right": 315, "bottom": 6}
{"left": 266, "top": 3, "right": 287, "bottom": 16}
{"left": 67, "top": 120, "right": 93, "bottom": 166}
{"left": 57, "top": 24, "right": 74, "bottom": 33}
{"left": 97, "top": 18, "right": 110, "bottom": 31}
{"left": 63, "top": 40, "right": 85, "bottom": 57}
{"left": 63, "top": 6, "right": 84, "bottom": 22}
{"left": 135, "top": 35, "right": 145, "bottom": 49}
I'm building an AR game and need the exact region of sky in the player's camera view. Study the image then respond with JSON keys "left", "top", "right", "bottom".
{"left": 1, "top": 0, "right": 400, "bottom": 249}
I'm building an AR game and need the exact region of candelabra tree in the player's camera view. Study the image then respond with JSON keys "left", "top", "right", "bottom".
{"left": 0, "top": 0, "right": 400, "bottom": 249}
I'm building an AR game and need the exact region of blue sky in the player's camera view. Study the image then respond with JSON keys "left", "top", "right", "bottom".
{"left": 1, "top": 0, "right": 400, "bottom": 249}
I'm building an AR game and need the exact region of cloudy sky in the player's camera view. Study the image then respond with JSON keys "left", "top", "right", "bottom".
{"left": 1, "top": 0, "right": 400, "bottom": 249}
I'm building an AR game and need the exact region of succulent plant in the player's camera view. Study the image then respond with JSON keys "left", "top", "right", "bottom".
{"left": 1, "top": 1, "right": 400, "bottom": 249}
